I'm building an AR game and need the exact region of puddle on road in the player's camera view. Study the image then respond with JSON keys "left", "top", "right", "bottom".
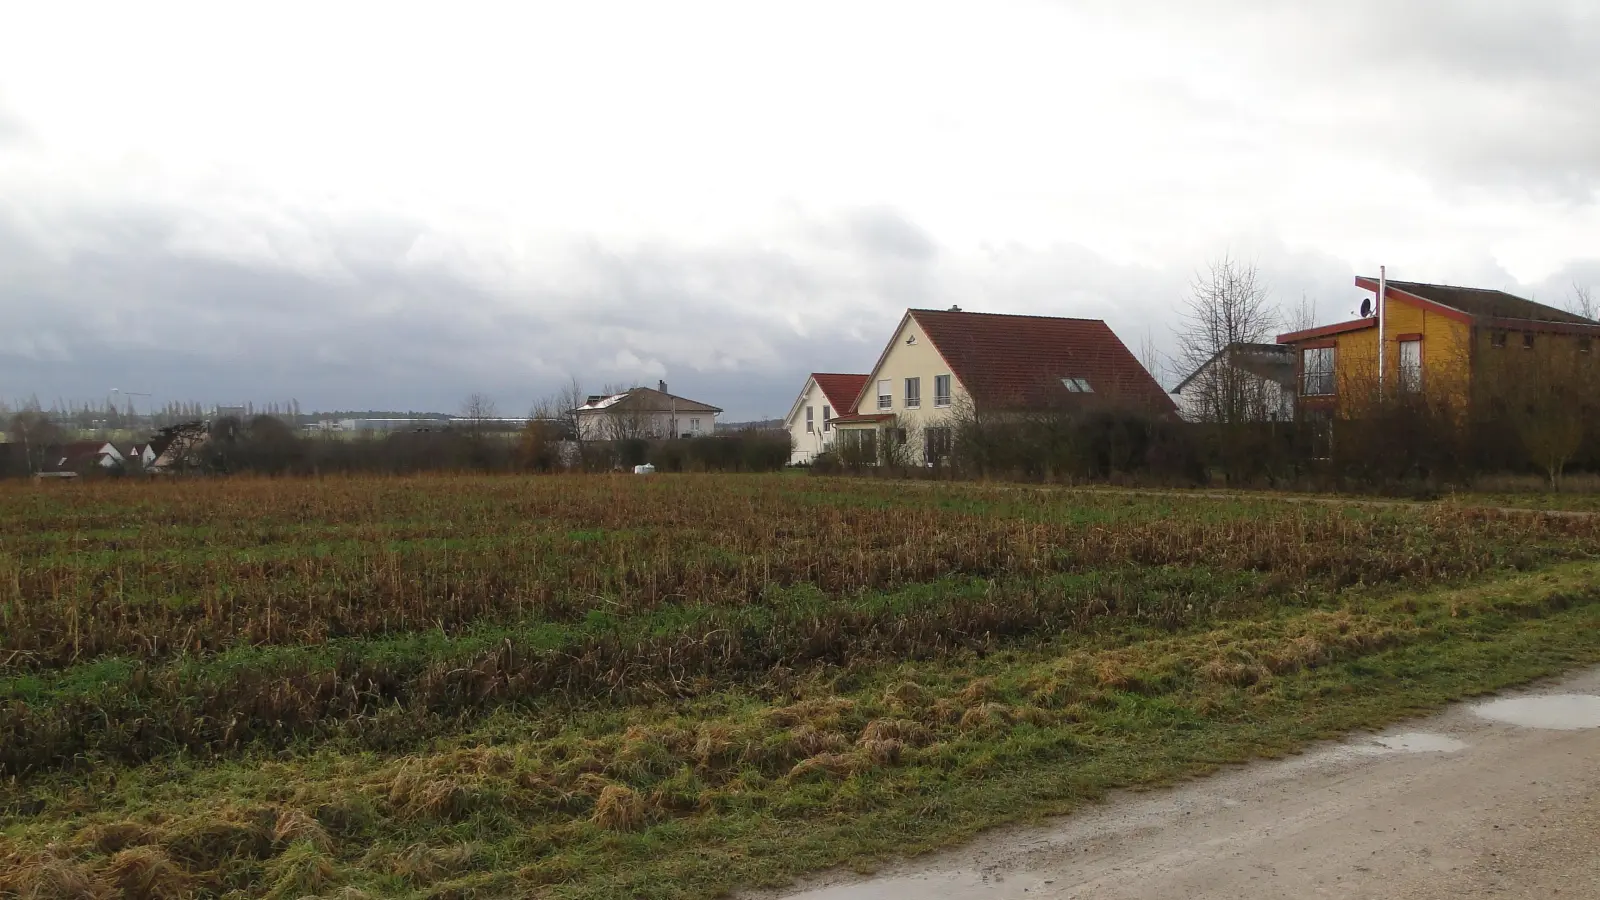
{"left": 1368, "top": 732, "right": 1468, "bottom": 753}
{"left": 1473, "top": 694, "right": 1600, "bottom": 731}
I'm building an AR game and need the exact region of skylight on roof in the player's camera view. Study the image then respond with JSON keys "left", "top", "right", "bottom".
{"left": 1061, "top": 377, "right": 1093, "bottom": 393}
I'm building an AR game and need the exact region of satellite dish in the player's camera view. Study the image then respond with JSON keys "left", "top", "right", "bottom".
{"left": 1360, "top": 298, "right": 1372, "bottom": 318}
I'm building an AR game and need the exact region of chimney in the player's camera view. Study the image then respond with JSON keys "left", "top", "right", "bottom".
{"left": 949, "top": 304, "right": 962, "bottom": 312}
{"left": 658, "top": 380, "right": 668, "bottom": 394}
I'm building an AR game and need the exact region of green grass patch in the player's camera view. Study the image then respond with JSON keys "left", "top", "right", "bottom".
{"left": 3, "top": 563, "right": 1598, "bottom": 899}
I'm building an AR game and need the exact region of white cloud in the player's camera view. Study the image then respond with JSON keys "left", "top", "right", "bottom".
{"left": 0, "top": 0, "right": 1597, "bottom": 415}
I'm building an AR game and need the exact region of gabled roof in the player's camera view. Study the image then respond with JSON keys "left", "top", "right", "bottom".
{"left": 1281, "top": 276, "right": 1600, "bottom": 344}
{"left": 813, "top": 374, "right": 870, "bottom": 413}
{"left": 884, "top": 309, "right": 1175, "bottom": 415}
{"left": 1364, "top": 277, "right": 1595, "bottom": 325}
{"left": 48, "top": 441, "right": 120, "bottom": 472}
{"left": 1173, "top": 343, "right": 1294, "bottom": 394}
{"left": 574, "top": 387, "right": 721, "bottom": 415}
{"left": 786, "top": 373, "right": 870, "bottom": 426}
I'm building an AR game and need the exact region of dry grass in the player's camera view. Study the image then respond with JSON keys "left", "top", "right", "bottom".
{"left": 3, "top": 477, "right": 1600, "bottom": 900}
{"left": 4, "top": 474, "right": 1593, "bottom": 672}
{"left": 591, "top": 784, "right": 648, "bottom": 832}
{"left": 390, "top": 844, "right": 476, "bottom": 886}
{"left": 0, "top": 852, "right": 109, "bottom": 900}
{"left": 261, "top": 842, "right": 340, "bottom": 900}
{"left": 101, "top": 847, "right": 190, "bottom": 900}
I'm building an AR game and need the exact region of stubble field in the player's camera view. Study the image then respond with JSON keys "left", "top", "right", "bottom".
{"left": 3, "top": 474, "right": 1600, "bottom": 899}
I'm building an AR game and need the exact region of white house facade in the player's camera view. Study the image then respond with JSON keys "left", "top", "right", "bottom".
{"left": 783, "top": 373, "right": 869, "bottom": 465}
{"left": 832, "top": 313, "right": 968, "bottom": 466}
{"left": 1172, "top": 342, "right": 1296, "bottom": 423}
{"left": 574, "top": 386, "right": 722, "bottom": 441}
{"left": 825, "top": 307, "right": 1176, "bottom": 466}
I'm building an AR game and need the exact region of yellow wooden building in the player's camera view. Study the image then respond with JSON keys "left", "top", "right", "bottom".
{"left": 1277, "top": 277, "right": 1598, "bottom": 419}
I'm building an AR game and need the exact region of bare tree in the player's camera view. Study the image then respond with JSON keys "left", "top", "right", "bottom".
{"left": 460, "top": 393, "right": 498, "bottom": 434}
{"left": 1570, "top": 282, "right": 1596, "bottom": 321}
{"left": 151, "top": 421, "right": 209, "bottom": 473}
{"left": 1285, "top": 292, "right": 1318, "bottom": 333}
{"left": 603, "top": 401, "right": 652, "bottom": 441}
{"left": 8, "top": 410, "right": 62, "bottom": 474}
{"left": 544, "top": 376, "right": 587, "bottom": 441}
{"left": 1137, "top": 327, "right": 1164, "bottom": 389}
{"left": 1174, "top": 254, "right": 1280, "bottom": 425}
{"left": 594, "top": 383, "right": 651, "bottom": 441}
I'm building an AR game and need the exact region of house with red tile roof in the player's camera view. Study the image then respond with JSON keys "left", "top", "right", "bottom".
{"left": 48, "top": 441, "right": 125, "bottom": 473}
{"left": 784, "top": 373, "right": 871, "bottom": 464}
{"left": 821, "top": 307, "right": 1174, "bottom": 465}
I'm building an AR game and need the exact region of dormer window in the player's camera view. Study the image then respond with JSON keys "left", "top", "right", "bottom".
{"left": 1061, "top": 377, "right": 1093, "bottom": 393}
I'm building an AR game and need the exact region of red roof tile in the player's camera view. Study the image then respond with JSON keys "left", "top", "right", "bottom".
{"left": 909, "top": 309, "right": 1176, "bottom": 415}
{"left": 811, "top": 373, "right": 870, "bottom": 414}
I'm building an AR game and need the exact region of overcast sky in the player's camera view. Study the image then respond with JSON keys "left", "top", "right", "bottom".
{"left": 3, "top": 0, "right": 1598, "bottom": 419}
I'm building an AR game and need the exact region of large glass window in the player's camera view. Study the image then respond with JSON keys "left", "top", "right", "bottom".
{"left": 1398, "top": 339, "right": 1422, "bottom": 392}
{"left": 1302, "top": 347, "right": 1335, "bottom": 396}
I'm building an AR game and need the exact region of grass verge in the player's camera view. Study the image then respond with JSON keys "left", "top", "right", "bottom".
{"left": 4, "top": 562, "right": 1600, "bottom": 899}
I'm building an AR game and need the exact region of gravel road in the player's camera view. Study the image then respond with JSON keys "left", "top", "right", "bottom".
{"left": 768, "top": 667, "right": 1600, "bottom": 900}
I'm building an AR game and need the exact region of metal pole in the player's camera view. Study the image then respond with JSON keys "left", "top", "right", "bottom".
{"left": 1377, "top": 266, "right": 1387, "bottom": 393}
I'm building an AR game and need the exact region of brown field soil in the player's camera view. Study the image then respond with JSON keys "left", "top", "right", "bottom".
{"left": 3, "top": 473, "right": 1600, "bottom": 899}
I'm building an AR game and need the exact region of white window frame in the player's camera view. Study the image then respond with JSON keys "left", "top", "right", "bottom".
{"left": 1398, "top": 339, "right": 1422, "bottom": 393}
{"left": 805, "top": 405, "right": 814, "bottom": 433}
{"left": 690, "top": 417, "right": 702, "bottom": 433}
{"left": 822, "top": 405, "right": 832, "bottom": 432}
{"left": 904, "top": 377, "right": 921, "bottom": 409}
{"left": 934, "top": 374, "right": 951, "bottom": 408}
{"left": 877, "top": 379, "right": 892, "bottom": 410}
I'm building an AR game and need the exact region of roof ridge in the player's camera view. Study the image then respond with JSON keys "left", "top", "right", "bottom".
{"left": 1370, "top": 277, "right": 1524, "bottom": 298}
{"left": 909, "top": 308, "right": 1108, "bottom": 323}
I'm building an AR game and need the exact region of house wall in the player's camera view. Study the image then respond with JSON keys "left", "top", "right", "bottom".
{"left": 576, "top": 409, "right": 716, "bottom": 441}
{"left": 1175, "top": 362, "right": 1294, "bottom": 423}
{"left": 859, "top": 315, "right": 969, "bottom": 463}
{"left": 785, "top": 379, "right": 839, "bottom": 465}
{"left": 1290, "top": 294, "right": 1474, "bottom": 413}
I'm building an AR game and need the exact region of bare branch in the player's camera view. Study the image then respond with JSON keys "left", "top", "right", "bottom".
{"left": 1570, "top": 282, "right": 1596, "bottom": 321}
{"left": 1172, "top": 254, "right": 1280, "bottom": 425}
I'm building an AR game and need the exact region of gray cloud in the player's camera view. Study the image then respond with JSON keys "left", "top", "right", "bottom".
{"left": 4, "top": 190, "right": 1595, "bottom": 415}
{"left": 1094, "top": 0, "right": 1600, "bottom": 200}
{"left": 0, "top": 199, "right": 953, "bottom": 419}
{"left": 5, "top": 3, "right": 1598, "bottom": 416}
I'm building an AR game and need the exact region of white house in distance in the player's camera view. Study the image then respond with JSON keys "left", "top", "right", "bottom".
{"left": 574, "top": 383, "right": 722, "bottom": 441}
{"left": 783, "top": 373, "right": 869, "bottom": 465}
{"left": 49, "top": 441, "right": 125, "bottom": 472}
{"left": 822, "top": 306, "right": 1175, "bottom": 465}
{"left": 1171, "top": 342, "right": 1296, "bottom": 423}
